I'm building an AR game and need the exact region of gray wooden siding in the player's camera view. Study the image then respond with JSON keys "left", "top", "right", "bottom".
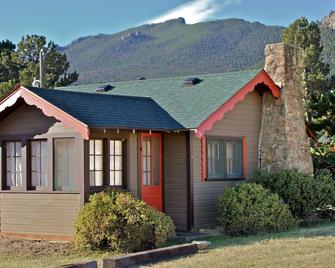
{"left": 0, "top": 193, "right": 80, "bottom": 237}
{"left": 192, "top": 91, "right": 262, "bottom": 228}
{"left": 0, "top": 103, "right": 84, "bottom": 239}
{"left": 163, "top": 132, "right": 188, "bottom": 231}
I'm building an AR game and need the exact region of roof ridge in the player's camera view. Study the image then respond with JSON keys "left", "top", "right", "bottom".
{"left": 27, "top": 86, "right": 155, "bottom": 101}
{"left": 58, "top": 69, "right": 261, "bottom": 89}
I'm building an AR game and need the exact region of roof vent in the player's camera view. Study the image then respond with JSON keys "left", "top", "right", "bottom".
{"left": 183, "top": 77, "right": 203, "bottom": 86}
{"left": 96, "top": 84, "right": 114, "bottom": 92}
{"left": 137, "top": 77, "right": 146, "bottom": 80}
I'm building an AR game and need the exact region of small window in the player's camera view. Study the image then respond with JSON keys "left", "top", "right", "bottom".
{"left": 89, "top": 139, "right": 103, "bottom": 186}
{"left": 207, "top": 138, "right": 243, "bottom": 180}
{"left": 54, "top": 138, "right": 76, "bottom": 191}
{"left": 109, "top": 140, "right": 123, "bottom": 186}
{"left": 142, "top": 136, "right": 160, "bottom": 186}
{"left": 5, "top": 141, "right": 22, "bottom": 188}
{"left": 31, "top": 140, "right": 48, "bottom": 188}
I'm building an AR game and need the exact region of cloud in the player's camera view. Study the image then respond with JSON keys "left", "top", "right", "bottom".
{"left": 147, "top": 0, "right": 241, "bottom": 24}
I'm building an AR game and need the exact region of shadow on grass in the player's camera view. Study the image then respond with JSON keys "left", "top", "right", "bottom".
{"left": 203, "top": 221, "right": 335, "bottom": 249}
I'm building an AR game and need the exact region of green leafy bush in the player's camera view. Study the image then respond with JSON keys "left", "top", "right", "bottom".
{"left": 74, "top": 191, "right": 175, "bottom": 252}
{"left": 250, "top": 169, "right": 318, "bottom": 219}
{"left": 315, "top": 169, "right": 335, "bottom": 211}
{"left": 250, "top": 169, "right": 335, "bottom": 219}
{"left": 311, "top": 136, "right": 335, "bottom": 178}
{"left": 217, "top": 183, "right": 297, "bottom": 235}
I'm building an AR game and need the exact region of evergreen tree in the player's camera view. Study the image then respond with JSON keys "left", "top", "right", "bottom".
{"left": 0, "top": 35, "right": 78, "bottom": 95}
{"left": 282, "top": 17, "right": 335, "bottom": 136}
{"left": 13, "top": 35, "right": 78, "bottom": 88}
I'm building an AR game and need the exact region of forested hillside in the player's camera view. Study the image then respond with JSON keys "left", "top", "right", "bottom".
{"left": 63, "top": 18, "right": 283, "bottom": 84}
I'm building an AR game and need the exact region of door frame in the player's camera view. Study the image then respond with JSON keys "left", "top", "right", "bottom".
{"left": 140, "top": 132, "right": 163, "bottom": 211}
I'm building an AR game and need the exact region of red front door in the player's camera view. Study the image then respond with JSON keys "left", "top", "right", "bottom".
{"left": 140, "top": 133, "right": 163, "bottom": 211}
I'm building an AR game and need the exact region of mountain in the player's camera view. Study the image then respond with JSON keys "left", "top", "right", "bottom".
{"left": 63, "top": 18, "right": 284, "bottom": 84}
{"left": 321, "top": 10, "right": 335, "bottom": 76}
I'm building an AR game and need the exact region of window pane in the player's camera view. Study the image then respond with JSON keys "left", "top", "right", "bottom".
{"left": 89, "top": 155, "right": 95, "bottom": 170}
{"left": 31, "top": 141, "right": 38, "bottom": 156}
{"left": 7, "top": 157, "right": 14, "bottom": 173}
{"left": 16, "top": 170, "right": 22, "bottom": 187}
{"left": 41, "top": 156, "right": 48, "bottom": 173}
{"left": 7, "top": 142, "right": 14, "bottom": 157}
{"left": 207, "top": 140, "right": 221, "bottom": 178}
{"left": 95, "top": 171, "right": 103, "bottom": 186}
{"left": 95, "top": 140, "right": 103, "bottom": 155}
{"left": 110, "top": 140, "right": 125, "bottom": 187}
{"left": 15, "top": 142, "right": 21, "bottom": 157}
{"left": 54, "top": 138, "right": 76, "bottom": 191}
{"left": 226, "top": 141, "right": 242, "bottom": 178}
{"left": 151, "top": 137, "right": 160, "bottom": 186}
{"left": 41, "top": 141, "right": 48, "bottom": 157}
{"left": 115, "top": 156, "right": 122, "bottom": 170}
{"left": 89, "top": 171, "right": 95, "bottom": 186}
{"left": 114, "top": 140, "right": 122, "bottom": 155}
{"left": 7, "top": 172, "right": 14, "bottom": 186}
{"left": 95, "top": 155, "right": 103, "bottom": 170}
{"left": 31, "top": 141, "right": 48, "bottom": 187}
{"left": 31, "top": 172, "right": 40, "bottom": 187}
{"left": 89, "top": 140, "right": 94, "bottom": 154}
{"left": 114, "top": 171, "right": 122, "bottom": 186}
{"left": 41, "top": 172, "right": 48, "bottom": 187}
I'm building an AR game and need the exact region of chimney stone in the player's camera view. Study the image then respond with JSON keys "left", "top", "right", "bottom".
{"left": 259, "top": 43, "right": 313, "bottom": 174}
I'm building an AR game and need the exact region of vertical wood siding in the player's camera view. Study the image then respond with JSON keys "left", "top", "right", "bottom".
{"left": 163, "top": 133, "right": 188, "bottom": 231}
{"left": 193, "top": 91, "right": 262, "bottom": 228}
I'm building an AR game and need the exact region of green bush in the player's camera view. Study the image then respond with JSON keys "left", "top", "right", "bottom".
{"left": 250, "top": 169, "right": 335, "bottom": 219}
{"left": 315, "top": 169, "right": 335, "bottom": 217}
{"left": 74, "top": 191, "right": 175, "bottom": 252}
{"left": 217, "top": 183, "right": 297, "bottom": 235}
{"left": 250, "top": 169, "right": 319, "bottom": 219}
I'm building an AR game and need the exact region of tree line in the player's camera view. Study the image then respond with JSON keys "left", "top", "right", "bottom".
{"left": 0, "top": 35, "right": 78, "bottom": 95}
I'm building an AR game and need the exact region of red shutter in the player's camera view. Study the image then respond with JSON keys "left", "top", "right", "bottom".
{"left": 242, "top": 136, "right": 247, "bottom": 178}
{"left": 201, "top": 136, "right": 207, "bottom": 181}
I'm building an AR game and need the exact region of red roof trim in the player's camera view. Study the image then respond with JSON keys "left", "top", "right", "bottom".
{"left": 0, "top": 86, "right": 90, "bottom": 139}
{"left": 195, "top": 70, "right": 280, "bottom": 137}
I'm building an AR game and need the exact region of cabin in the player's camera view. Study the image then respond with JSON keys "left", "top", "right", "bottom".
{"left": 0, "top": 43, "right": 313, "bottom": 240}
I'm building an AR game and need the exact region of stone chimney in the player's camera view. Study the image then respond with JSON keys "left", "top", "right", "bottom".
{"left": 259, "top": 43, "right": 313, "bottom": 174}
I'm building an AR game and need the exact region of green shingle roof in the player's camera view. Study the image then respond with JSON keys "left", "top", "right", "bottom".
{"left": 27, "top": 87, "right": 184, "bottom": 131}
{"left": 59, "top": 69, "right": 260, "bottom": 129}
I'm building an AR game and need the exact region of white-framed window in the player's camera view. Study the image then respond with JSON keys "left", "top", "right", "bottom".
{"left": 5, "top": 141, "right": 22, "bottom": 187}
{"left": 54, "top": 138, "right": 76, "bottom": 191}
{"left": 31, "top": 140, "right": 48, "bottom": 188}
{"left": 207, "top": 138, "right": 243, "bottom": 180}
{"left": 89, "top": 139, "right": 103, "bottom": 186}
{"left": 109, "top": 140, "right": 123, "bottom": 186}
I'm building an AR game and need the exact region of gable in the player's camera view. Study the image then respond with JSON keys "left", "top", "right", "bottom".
{"left": 0, "top": 101, "right": 79, "bottom": 137}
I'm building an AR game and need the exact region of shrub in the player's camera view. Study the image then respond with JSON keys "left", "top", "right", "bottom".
{"left": 250, "top": 169, "right": 320, "bottom": 219}
{"left": 217, "top": 183, "right": 297, "bottom": 235}
{"left": 315, "top": 169, "right": 335, "bottom": 218}
{"left": 250, "top": 169, "right": 335, "bottom": 219}
{"left": 74, "top": 191, "right": 175, "bottom": 252}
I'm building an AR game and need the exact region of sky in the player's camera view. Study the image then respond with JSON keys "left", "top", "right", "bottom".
{"left": 0, "top": 0, "right": 334, "bottom": 46}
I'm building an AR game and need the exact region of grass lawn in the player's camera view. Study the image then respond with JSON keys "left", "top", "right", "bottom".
{"left": 0, "top": 222, "right": 335, "bottom": 268}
